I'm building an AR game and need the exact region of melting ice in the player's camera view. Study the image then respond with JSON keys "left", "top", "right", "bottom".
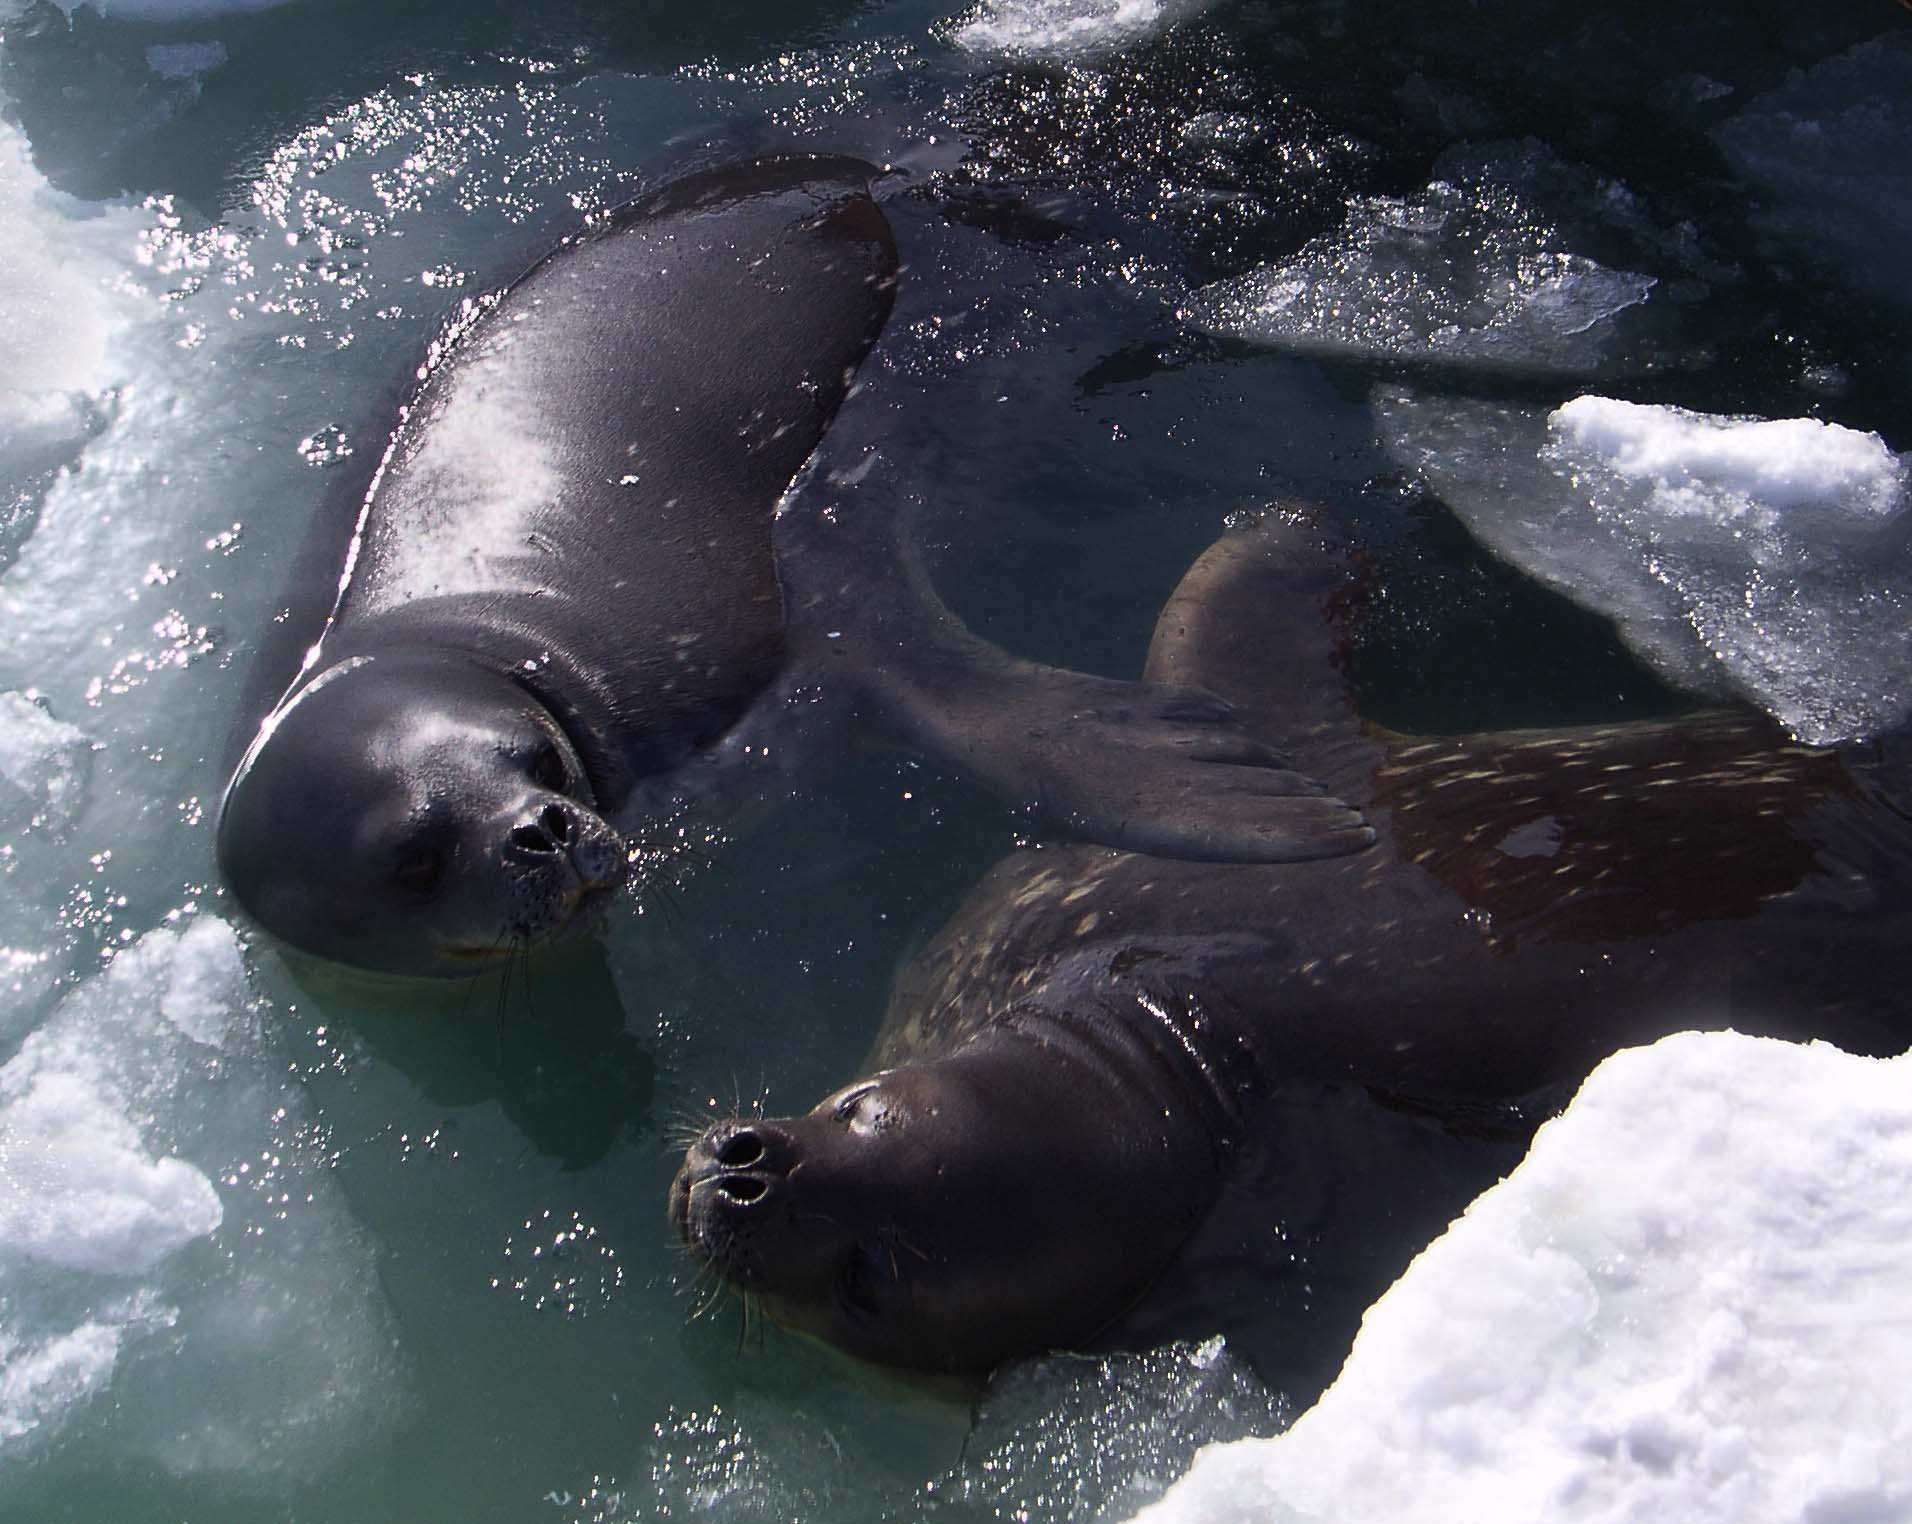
{"left": 1185, "top": 143, "right": 1665, "bottom": 378}
{"left": 0, "top": 917, "right": 406, "bottom": 1469}
{"left": 1378, "top": 390, "right": 1911, "bottom": 744}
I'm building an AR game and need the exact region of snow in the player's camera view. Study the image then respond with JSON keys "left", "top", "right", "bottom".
{"left": 1130, "top": 1032, "right": 1912, "bottom": 1524}
{"left": 1378, "top": 391, "right": 1912, "bottom": 744}
{"left": 949, "top": 0, "right": 1220, "bottom": 62}
{"left": 1186, "top": 143, "right": 1664, "bottom": 377}
{"left": 1548, "top": 398, "right": 1906, "bottom": 525}
{"left": 0, "top": 1066, "right": 224, "bottom": 1275}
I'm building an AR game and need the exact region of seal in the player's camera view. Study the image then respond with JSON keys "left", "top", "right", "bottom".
{"left": 218, "top": 156, "right": 1370, "bottom": 978}
{"left": 670, "top": 506, "right": 1912, "bottom": 1377}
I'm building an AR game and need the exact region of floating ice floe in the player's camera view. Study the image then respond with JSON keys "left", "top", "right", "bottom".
{"left": 1378, "top": 390, "right": 1911, "bottom": 744}
{"left": 0, "top": 690, "right": 91, "bottom": 834}
{"left": 1185, "top": 142, "right": 1691, "bottom": 379}
{"left": 949, "top": 0, "right": 1220, "bottom": 63}
{"left": 0, "top": 108, "right": 139, "bottom": 490}
{"left": 0, "top": 918, "right": 408, "bottom": 1471}
{"left": 1715, "top": 33, "right": 1912, "bottom": 322}
{"left": 1131, "top": 1031, "right": 1912, "bottom": 1524}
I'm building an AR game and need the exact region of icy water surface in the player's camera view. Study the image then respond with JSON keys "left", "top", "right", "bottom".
{"left": 0, "top": 0, "right": 1908, "bottom": 1520}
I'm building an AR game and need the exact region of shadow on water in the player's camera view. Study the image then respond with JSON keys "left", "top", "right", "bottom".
{"left": 293, "top": 943, "right": 657, "bottom": 1169}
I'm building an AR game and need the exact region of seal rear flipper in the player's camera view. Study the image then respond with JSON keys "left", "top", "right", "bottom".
{"left": 775, "top": 466, "right": 1371, "bottom": 863}
{"left": 1145, "top": 503, "right": 1388, "bottom": 804}
{"left": 884, "top": 649, "right": 1375, "bottom": 862}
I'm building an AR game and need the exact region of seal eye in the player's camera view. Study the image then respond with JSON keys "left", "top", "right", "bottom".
{"left": 529, "top": 741, "right": 567, "bottom": 792}
{"left": 392, "top": 843, "right": 447, "bottom": 899}
{"left": 832, "top": 1084, "right": 875, "bottom": 1122}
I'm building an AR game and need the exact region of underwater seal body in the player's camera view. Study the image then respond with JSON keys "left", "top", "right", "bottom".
{"left": 219, "top": 156, "right": 1370, "bottom": 978}
{"left": 672, "top": 508, "right": 1912, "bottom": 1377}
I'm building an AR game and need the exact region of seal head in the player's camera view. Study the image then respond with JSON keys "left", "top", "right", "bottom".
{"left": 670, "top": 1019, "right": 1222, "bottom": 1373}
{"left": 218, "top": 649, "right": 625, "bottom": 977}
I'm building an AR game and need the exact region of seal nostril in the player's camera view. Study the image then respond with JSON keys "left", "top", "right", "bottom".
{"left": 715, "top": 1130, "right": 764, "bottom": 1168}
{"left": 509, "top": 823, "right": 556, "bottom": 854}
{"left": 541, "top": 804, "right": 570, "bottom": 843}
{"left": 717, "top": 1176, "right": 766, "bottom": 1204}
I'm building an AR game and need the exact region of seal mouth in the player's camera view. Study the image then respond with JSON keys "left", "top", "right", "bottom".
{"left": 670, "top": 1126, "right": 788, "bottom": 1289}
{"left": 435, "top": 878, "right": 619, "bottom": 967}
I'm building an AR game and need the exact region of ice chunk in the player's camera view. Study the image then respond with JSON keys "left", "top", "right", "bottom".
{"left": 1377, "top": 390, "right": 1912, "bottom": 743}
{"left": 1715, "top": 34, "right": 1912, "bottom": 319}
{"left": 1185, "top": 141, "right": 1713, "bottom": 376}
{"left": 1550, "top": 397, "right": 1906, "bottom": 524}
{"left": 950, "top": 0, "right": 1220, "bottom": 63}
{"left": 1130, "top": 1032, "right": 1912, "bottom": 1524}
{"left": 0, "top": 918, "right": 408, "bottom": 1472}
{"left": 0, "top": 691, "right": 92, "bottom": 833}
{"left": 1187, "top": 143, "right": 1664, "bottom": 377}
{"left": 0, "top": 1306, "right": 172, "bottom": 1447}
{"left": 0, "top": 1068, "right": 222, "bottom": 1275}
{"left": 0, "top": 115, "right": 123, "bottom": 484}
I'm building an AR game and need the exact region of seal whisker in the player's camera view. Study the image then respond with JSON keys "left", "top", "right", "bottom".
{"left": 516, "top": 933, "right": 537, "bottom": 1025}
{"left": 664, "top": 1103, "right": 723, "bottom": 1154}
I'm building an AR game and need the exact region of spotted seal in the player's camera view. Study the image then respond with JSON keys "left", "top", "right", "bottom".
{"left": 672, "top": 506, "right": 1912, "bottom": 1376}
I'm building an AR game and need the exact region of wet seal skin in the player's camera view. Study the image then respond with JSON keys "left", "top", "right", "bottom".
{"left": 672, "top": 506, "right": 1912, "bottom": 1379}
{"left": 218, "top": 157, "right": 1372, "bottom": 979}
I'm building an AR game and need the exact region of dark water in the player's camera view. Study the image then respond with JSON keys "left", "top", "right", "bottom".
{"left": 0, "top": 0, "right": 1906, "bottom": 1520}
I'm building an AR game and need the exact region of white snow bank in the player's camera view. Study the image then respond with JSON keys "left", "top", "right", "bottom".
{"left": 949, "top": 0, "right": 1219, "bottom": 63}
{"left": 1187, "top": 143, "right": 1664, "bottom": 377}
{"left": 0, "top": 918, "right": 407, "bottom": 1468}
{"left": 1379, "top": 391, "right": 1912, "bottom": 744}
{"left": 1132, "top": 1031, "right": 1912, "bottom": 1524}
{"left": 1715, "top": 34, "right": 1912, "bottom": 319}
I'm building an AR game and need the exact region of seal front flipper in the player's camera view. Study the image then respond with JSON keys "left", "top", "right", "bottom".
{"left": 775, "top": 468, "right": 1373, "bottom": 863}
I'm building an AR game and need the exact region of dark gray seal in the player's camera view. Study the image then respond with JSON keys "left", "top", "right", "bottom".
{"left": 671, "top": 506, "right": 1912, "bottom": 1378}
{"left": 218, "top": 156, "right": 1368, "bottom": 979}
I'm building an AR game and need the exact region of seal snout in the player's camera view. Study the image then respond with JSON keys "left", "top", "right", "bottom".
{"left": 507, "top": 802, "right": 574, "bottom": 860}
{"left": 671, "top": 1120, "right": 800, "bottom": 1268}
